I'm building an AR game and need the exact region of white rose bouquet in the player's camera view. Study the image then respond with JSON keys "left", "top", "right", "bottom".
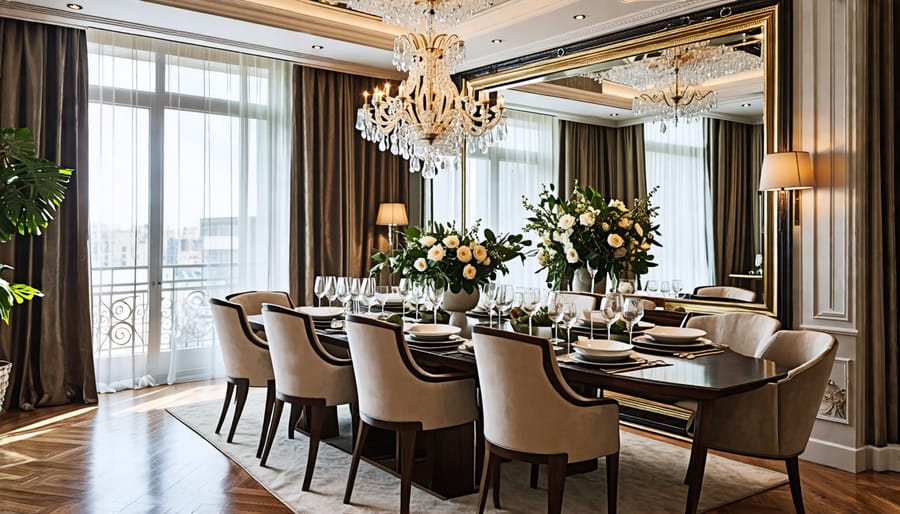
{"left": 522, "top": 182, "right": 660, "bottom": 289}
{"left": 371, "top": 221, "right": 530, "bottom": 293}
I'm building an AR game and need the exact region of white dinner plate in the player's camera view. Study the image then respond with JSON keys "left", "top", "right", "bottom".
{"left": 633, "top": 335, "right": 713, "bottom": 350}
{"left": 568, "top": 353, "right": 647, "bottom": 368}
{"left": 406, "top": 323, "right": 461, "bottom": 341}
{"left": 643, "top": 326, "right": 707, "bottom": 342}
{"left": 572, "top": 340, "right": 634, "bottom": 362}
{"left": 296, "top": 306, "right": 345, "bottom": 320}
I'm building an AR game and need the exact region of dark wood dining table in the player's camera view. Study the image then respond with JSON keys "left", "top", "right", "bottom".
{"left": 248, "top": 314, "right": 789, "bottom": 514}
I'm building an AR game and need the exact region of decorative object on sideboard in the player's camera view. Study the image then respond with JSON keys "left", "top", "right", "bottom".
{"left": 349, "top": 0, "right": 506, "bottom": 178}
{"left": 817, "top": 357, "right": 850, "bottom": 424}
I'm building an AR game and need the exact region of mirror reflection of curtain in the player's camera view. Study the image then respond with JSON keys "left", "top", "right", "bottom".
{"left": 643, "top": 121, "right": 715, "bottom": 291}
{"left": 704, "top": 118, "right": 764, "bottom": 288}
{"left": 0, "top": 18, "right": 97, "bottom": 411}
{"left": 558, "top": 121, "right": 647, "bottom": 202}
{"left": 291, "top": 67, "right": 411, "bottom": 304}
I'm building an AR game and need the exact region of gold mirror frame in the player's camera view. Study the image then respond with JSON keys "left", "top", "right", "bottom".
{"left": 465, "top": 5, "right": 781, "bottom": 316}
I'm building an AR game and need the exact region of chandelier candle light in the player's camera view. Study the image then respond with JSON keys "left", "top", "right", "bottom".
{"left": 350, "top": 0, "right": 507, "bottom": 178}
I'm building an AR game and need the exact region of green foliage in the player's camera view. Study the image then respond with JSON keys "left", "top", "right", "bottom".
{"left": 371, "top": 220, "right": 531, "bottom": 294}
{"left": 0, "top": 128, "right": 71, "bottom": 323}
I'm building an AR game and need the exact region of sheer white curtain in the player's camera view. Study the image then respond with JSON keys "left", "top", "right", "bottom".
{"left": 88, "top": 30, "right": 291, "bottom": 391}
{"left": 642, "top": 120, "right": 714, "bottom": 292}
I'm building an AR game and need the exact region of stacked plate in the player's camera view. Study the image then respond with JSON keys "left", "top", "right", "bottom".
{"left": 405, "top": 324, "right": 461, "bottom": 350}
{"left": 296, "top": 306, "right": 345, "bottom": 329}
{"left": 570, "top": 339, "right": 644, "bottom": 368}
{"left": 633, "top": 326, "right": 713, "bottom": 353}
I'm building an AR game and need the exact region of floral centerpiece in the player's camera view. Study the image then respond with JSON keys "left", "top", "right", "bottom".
{"left": 522, "top": 182, "right": 661, "bottom": 290}
{"left": 371, "top": 220, "right": 530, "bottom": 294}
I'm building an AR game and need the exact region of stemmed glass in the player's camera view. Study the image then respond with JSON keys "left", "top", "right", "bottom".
{"left": 481, "top": 283, "right": 498, "bottom": 327}
{"left": 411, "top": 282, "right": 424, "bottom": 321}
{"left": 660, "top": 280, "right": 672, "bottom": 298}
{"left": 361, "top": 278, "right": 376, "bottom": 313}
{"left": 546, "top": 292, "right": 565, "bottom": 345}
{"left": 335, "top": 277, "right": 351, "bottom": 313}
{"left": 671, "top": 279, "right": 684, "bottom": 298}
{"left": 314, "top": 276, "right": 327, "bottom": 306}
{"left": 645, "top": 280, "right": 659, "bottom": 296}
{"left": 494, "top": 285, "right": 515, "bottom": 328}
{"left": 621, "top": 296, "right": 645, "bottom": 344}
{"left": 521, "top": 288, "right": 540, "bottom": 335}
{"left": 397, "top": 278, "right": 411, "bottom": 319}
{"left": 426, "top": 283, "right": 445, "bottom": 323}
{"left": 561, "top": 302, "right": 576, "bottom": 352}
{"left": 324, "top": 276, "right": 337, "bottom": 306}
{"left": 600, "top": 293, "right": 623, "bottom": 341}
{"left": 586, "top": 261, "right": 599, "bottom": 293}
{"left": 375, "top": 286, "right": 391, "bottom": 315}
{"left": 349, "top": 278, "right": 362, "bottom": 313}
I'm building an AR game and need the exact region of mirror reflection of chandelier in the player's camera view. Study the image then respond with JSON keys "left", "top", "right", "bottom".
{"left": 349, "top": 0, "right": 507, "bottom": 179}
{"left": 586, "top": 41, "right": 762, "bottom": 128}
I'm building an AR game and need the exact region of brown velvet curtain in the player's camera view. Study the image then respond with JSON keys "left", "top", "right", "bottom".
{"left": 558, "top": 120, "right": 646, "bottom": 202}
{"left": 862, "top": 0, "right": 899, "bottom": 446}
{"left": 0, "top": 18, "right": 96, "bottom": 411}
{"left": 290, "top": 66, "right": 411, "bottom": 305}
{"left": 704, "top": 118, "right": 764, "bottom": 286}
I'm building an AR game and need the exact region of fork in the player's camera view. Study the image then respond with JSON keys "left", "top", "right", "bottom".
{"left": 675, "top": 349, "right": 725, "bottom": 359}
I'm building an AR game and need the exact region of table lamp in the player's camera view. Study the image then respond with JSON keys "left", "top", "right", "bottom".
{"left": 376, "top": 202, "right": 409, "bottom": 251}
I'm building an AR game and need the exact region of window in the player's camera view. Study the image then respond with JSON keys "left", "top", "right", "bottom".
{"left": 88, "top": 30, "right": 292, "bottom": 391}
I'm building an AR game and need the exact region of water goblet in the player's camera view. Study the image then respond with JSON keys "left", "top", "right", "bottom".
{"left": 361, "top": 277, "right": 376, "bottom": 313}
{"left": 411, "top": 282, "right": 425, "bottom": 321}
{"left": 374, "top": 286, "right": 391, "bottom": 315}
{"left": 621, "top": 296, "right": 645, "bottom": 344}
{"left": 349, "top": 278, "right": 362, "bottom": 313}
{"left": 521, "top": 288, "right": 540, "bottom": 335}
{"left": 314, "top": 276, "right": 327, "bottom": 306}
{"left": 660, "top": 280, "right": 672, "bottom": 298}
{"left": 646, "top": 279, "right": 659, "bottom": 296}
{"left": 494, "top": 285, "right": 515, "bottom": 328}
{"left": 601, "top": 293, "right": 623, "bottom": 341}
{"left": 671, "top": 279, "right": 684, "bottom": 298}
{"left": 546, "top": 292, "right": 565, "bottom": 345}
{"left": 427, "top": 283, "right": 445, "bottom": 323}
{"left": 398, "top": 278, "right": 411, "bottom": 319}
{"left": 589, "top": 308, "right": 614, "bottom": 341}
{"left": 481, "top": 283, "right": 497, "bottom": 326}
{"left": 324, "top": 276, "right": 337, "bottom": 306}
{"left": 561, "top": 302, "right": 577, "bottom": 353}
{"left": 335, "top": 277, "right": 351, "bottom": 313}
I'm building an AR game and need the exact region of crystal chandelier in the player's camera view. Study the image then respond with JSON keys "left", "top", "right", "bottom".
{"left": 586, "top": 41, "right": 762, "bottom": 127}
{"left": 349, "top": 0, "right": 507, "bottom": 178}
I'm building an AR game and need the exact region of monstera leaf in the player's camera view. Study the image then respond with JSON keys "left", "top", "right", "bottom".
{"left": 0, "top": 128, "right": 71, "bottom": 323}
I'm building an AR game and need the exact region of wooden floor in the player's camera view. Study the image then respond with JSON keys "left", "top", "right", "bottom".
{"left": 1, "top": 380, "right": 898, "bottom": 513}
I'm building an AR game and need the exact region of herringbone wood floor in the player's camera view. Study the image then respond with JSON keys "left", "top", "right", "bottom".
{"left": 0, "top": 380, "right": 898, "bottom": 513}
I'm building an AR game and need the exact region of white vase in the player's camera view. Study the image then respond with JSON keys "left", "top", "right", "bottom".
{"left": 571, "top": 267, "right": 593, "bottom": 292}
{"left": 442, "top": 288, "right": 480, "bottom": 334}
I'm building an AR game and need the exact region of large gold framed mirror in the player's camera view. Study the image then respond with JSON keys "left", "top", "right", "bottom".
{"left": 463, "top": 4, "right": 782, "bottom": 317}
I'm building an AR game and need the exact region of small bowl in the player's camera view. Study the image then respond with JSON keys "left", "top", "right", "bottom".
{"left": 572, "top": 339, "right": 634, "bottom": 362}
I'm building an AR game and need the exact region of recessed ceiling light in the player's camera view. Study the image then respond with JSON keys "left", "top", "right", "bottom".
{"left": 741, "top": 102, "right": 752, "bottom": 108}
{"left": 610, "top": 113, "right": 620, "bottom": 117}
{"left": 311, "top": 45, "right": 324, "bottom": 50}
{"left": 573, "top": 14, "right": 587, "bottom": 20}
{"left": 66, "top": 3, "right": 83, "bottom": 10}
{"left": 491, "top": 39, "right": 503, "bottom": 44}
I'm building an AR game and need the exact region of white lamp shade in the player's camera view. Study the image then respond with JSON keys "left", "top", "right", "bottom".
{"left": 759, "top": 151, "right": 815, "bottom": 191}
{"left": 376, "top": 203, "right": 409, "bottom": 226}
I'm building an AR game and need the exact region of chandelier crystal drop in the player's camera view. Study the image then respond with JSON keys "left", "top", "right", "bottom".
{"left": 350, "top": 0, "right": 506, "bottom": 178}
{"left": 348, "top": 0, "right": 496, "bottom": 32}
{"left": 586, "top": 41, "right": 761, "bottom": 126}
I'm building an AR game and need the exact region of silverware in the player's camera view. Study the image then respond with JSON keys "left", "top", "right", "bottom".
{"left": 675, "top": 349, "right": 725, "bottom": 359}
{"left": 609, "top": 360, "right": 668, "bottom": 373}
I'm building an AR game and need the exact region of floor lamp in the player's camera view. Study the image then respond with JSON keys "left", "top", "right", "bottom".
{"left": 759, "top": 151, "right": 815, "bottom": 328}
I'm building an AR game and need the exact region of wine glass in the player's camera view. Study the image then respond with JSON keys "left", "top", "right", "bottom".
{"left": 546, "top": 292, "right": 565, "bottom": 345}
{"left": 585, "top": 261, "right": 599, "bottom": 293}
{"left": 671, "top": 279, "right": 684, "bottom": 298}
{"left": 588, "top": 308, "right": 613, "bottom": 341}
{"left": 621, "top": 296, "right": 645, "bottom": 344}
{"left": 349, "top": 278, "right": 362, "bottom": 313}
{"left": 314, "top": 276, "right": 327, "bottom": 306}
{"left": 481, "top": 283, "right": 497, "bottom": 327}
{"left": 411, "top": 282, "right": 425, "bottom": 321}
{"left": 426, "top": 283, "right": 445, "bottom": 323}
{"left": 335, "top": 277, "right": 351, "bottom": 313}
{"left": 324, "top": 276, "right": 337, "bottom": 306}
{"left": 521, "top": 288, "right": 540, "bottom": 335}
{"left": 600, "top": 293, "right": 623, "bottom": 341}
{"left": 494, "top": 285, "right": 515, "bottom": 328}
{"left": 361, "top": 277, "right": 376, "bottom": 313}
{"left": 645, "top": 279, "right": 659, "bottom": 296}
{"left": 660, "top": 280, "right": 672, "bottom": 298}
{"left": 397, "top": 278, "right": 411, "bottom": 319}
{"left": 561, "top": 302, "right": 577, "bottom": 353}
{"left": 374, "top": 286, "right": 391, "bottom": 315}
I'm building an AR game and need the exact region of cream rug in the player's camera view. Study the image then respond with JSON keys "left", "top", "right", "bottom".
{"left": 167, "top": 389, "right": 787, "bottom": 513}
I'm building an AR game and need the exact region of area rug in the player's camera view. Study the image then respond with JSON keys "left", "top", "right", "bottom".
{"left": 167, "top": 389, "right": 787, "bottom": 513}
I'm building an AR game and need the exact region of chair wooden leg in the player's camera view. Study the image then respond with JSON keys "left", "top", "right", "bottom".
{"left": 786, "top": 456, "right": 805, "bottom": 514}
{"left": 683, "top": 457, "right": 693, "bottom": 485}
{"left": 530, "top": 463, "right": 539, "bottom": 488}
{"left": 492, "top": 456, "right": 502, "bottom": 508}
{"left": 477, "top": 447, "right": 494, "bottom": 514}
{"left": 215, "top": 380, "right": 235, "bottom": 434}
{"left": 398, "top": 428, "right": 418, "bottom": 514}
{"left": 546, "top": 455, "right": 567, "bottom": 514}
{"left": 349, "top": 402, "right": 360, "bottom": 446}
{"left": 343, "top": 420, "right": 370, "bottom": 505}
{"left": 302, "top": 404, "right": 326, "bottom": 491}
{"left": 227, "top": 379, "right": 249, "bottom": 443}
{"left": 260, "top": 398, "right": 285, "bottom": 467}
{"left": 606, "top": 452, "right": 619, "bottom": 514}
{"left": 257, "top": 380, "right": 275, "bottom": 458}
{"left": 288, "top": 404, "right": 301, "bottom": 440}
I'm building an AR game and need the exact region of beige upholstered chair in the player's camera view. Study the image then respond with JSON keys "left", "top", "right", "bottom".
{"left": 342, "top": 314, "right": 477, "bottom": 514}
{"left": 209, "top": 298, "right": 275, "bottom": 458}
{"left": 225, "top": 290, "right": 295, "bottom": 315}
{"left": 258, "top": 304, "right": 357, "bottom": 490}
{"left": 686, "top": 312, "right": 780, "bottom": 357}
{"left": 682, "top": 330, "right": 837, "bottom": 513}
{"left": 472, "top": 325, "right": 620, "bottom": 514}
{"left": 693, "top": 285, "right": 756, "bottom": 302}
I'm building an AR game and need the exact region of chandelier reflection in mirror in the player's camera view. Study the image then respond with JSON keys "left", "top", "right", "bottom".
{"left": 586, "top": 41, "right": 761, "bottom": 129}
{"left": 349, "top": 0, "right": 507, "bottom": 178}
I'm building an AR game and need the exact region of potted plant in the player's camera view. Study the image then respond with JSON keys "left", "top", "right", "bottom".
{"left": 0, "top": 128, "right": 71, "bottom": 413}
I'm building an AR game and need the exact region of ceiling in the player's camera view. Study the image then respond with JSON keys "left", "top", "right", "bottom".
{"left": 0, "top": 0, "right": 761, "bottom": 124}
